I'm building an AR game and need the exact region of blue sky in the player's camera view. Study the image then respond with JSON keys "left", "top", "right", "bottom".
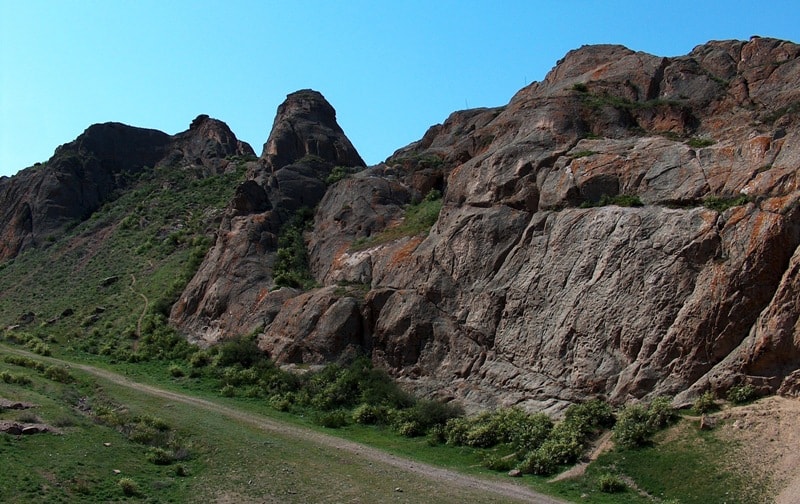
{"left": 2, "top": 1, "right": 799, "bottom": 178}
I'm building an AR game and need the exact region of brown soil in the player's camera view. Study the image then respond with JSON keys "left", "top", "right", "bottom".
{"left": 712, "top": 396, "right": 800, "bottom": 504}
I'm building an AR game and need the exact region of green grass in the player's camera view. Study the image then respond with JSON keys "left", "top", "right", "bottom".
{"left": 580, "top": 194, "right": 644, "bottom": 208}
{"left": 583, "top": 420, "right": 765, "bottom": 504}
{"left": 0, "top": 162, "right": 245, "bottom": 361}
{"left": 703, "top": 194, "right": 751, "bottom": 212}
{"left": 351, "top": 191, "right": 443, "bottom": 250}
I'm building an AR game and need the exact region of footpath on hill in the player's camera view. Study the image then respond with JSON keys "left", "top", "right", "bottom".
{"left": 0, "top": 344, "right": 566, "bottom": 504}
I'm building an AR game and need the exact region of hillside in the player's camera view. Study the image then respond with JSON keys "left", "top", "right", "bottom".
{"left": 1, "top": 37, "right": 800, "bottom": 416}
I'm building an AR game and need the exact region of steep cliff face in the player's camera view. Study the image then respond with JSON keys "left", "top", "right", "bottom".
{"left": 169, "top": 90, "right": 366, "bottom": 343}
{"left": 0, "top": 117, "right": 254, "bottom": 262}
{"left": 247, "top": 38, "right": 800, "bottom": 411}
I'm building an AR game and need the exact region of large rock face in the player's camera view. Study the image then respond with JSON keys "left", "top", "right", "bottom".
{"left": 169, "top": 90, "right": 366, "bottom": 343}
{"left": 246, "top": 38, "right": 800, "bottom": 411}
{"left": 5, "top": 38, "right": 800, "bottom": 413}
{"left": 0, "top": 117, "right": 254, "bottom": 261}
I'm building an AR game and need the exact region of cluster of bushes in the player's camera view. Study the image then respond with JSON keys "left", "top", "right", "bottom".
{"left": 1, "top": 331, "right": 52, "bottom": 356}
{"left": 0, "top": 370, "right": 32, "bottom": 385}
{"left": 3, "top": 354, "right": 73, "bottom": 383}
{"left": 612, "top": 396, "right": 678, "bottom": 448}
{"left": 702, "top": 194, "right": 751, "bottom": 212}
{"left": 273, "top": 208, "right": 317, "bottom": 290}
{"left": 422, "top": 400, "right": 613, "bottom": 476}
{"left": 91, "top": 405, "right": 191, "bottom": 469}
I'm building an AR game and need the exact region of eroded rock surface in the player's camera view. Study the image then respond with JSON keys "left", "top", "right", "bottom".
{"left": 246, "top": 38, "right": 800, "bottom": 411}
{"left": 0, "top": 116, "right": 254, "bottom": 262}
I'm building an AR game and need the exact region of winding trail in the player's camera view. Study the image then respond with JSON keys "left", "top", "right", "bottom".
{"left": 0, "top": 344, "right": 567, "bottom": 504}
{"left": 128, "top": 273, "right": 149, "bottom": 340}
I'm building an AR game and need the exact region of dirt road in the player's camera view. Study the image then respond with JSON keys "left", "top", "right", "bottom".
{"left": 1, "top": 344, "right": 567, "bottom": 504}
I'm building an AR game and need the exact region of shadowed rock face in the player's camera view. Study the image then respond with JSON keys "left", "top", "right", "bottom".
{"left": 0, "top": 117, "right": 254, "bottom": 262}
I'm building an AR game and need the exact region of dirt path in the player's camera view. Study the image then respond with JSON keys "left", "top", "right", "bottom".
{"left": 128, "top": 273, "right": 148, "bottom": 340}
{"left": 0, "top": 345, "right": 566, "bottom": 504}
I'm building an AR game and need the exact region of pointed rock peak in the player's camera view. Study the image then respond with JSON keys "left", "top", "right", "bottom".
{"left": 260, "top": 89, "right": 364, "bottom": 171}
{"left": 170, "top": 114, "right": 255, "bottom": 167}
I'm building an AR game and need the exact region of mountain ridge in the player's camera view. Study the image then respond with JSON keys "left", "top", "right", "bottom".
{"left": 2, "top": 37, "right": 800, "bottom": 413}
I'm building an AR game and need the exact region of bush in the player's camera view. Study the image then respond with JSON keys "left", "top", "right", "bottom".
{"left": 687, "top": 137, "right": 715, "bottom": 148}
{"left": 508, "top": 412, "right": 554, "bottom": 453}
{"left": 727, "top": 384, "right": 757, "bottom": 404}
{"left": 646, "top": 396, "right": 678, "bottom": 430}
{"left": 43, "top": 365, "right": 73, "bottom": 383}
{"left": 518, "top": 449, "right": 557, "bottom": 476}
{"left": 613, "top": 404, "right": 653, "bottom": 449}
{"left": 189, "top": 350, "right": 211, "bottom": 368}
{"left": 693, "top": 391, "right": 717, "bottom": 414}
{"left": 117, "top": 477, "right": 140, "bottom": 496}
{"left": 147, "top": 447, "right": 173, "bottom": 465}
{"left": 352, "top": 403, "right": 389, "bottom": 425}
{"left": 394, "top": 399, "right": 463, "bottom": 436}
{"left": 703, "top": 194, "right": 750, "bottom": 212}
{"left": 598, "top": 473, "right": 626, "bottom": 493}
{"left": 169, "top": 364, "right": 185, "bottom": 378}
{"left": 482, "top": 454, "right": 517, "bottom": 472}
{"left": 313, "top": 410, "right": 349, "bottom": 428}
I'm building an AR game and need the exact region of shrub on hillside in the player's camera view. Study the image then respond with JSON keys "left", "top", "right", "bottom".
{"left": 727, "top": 384, "right": 757, "bottom": 404}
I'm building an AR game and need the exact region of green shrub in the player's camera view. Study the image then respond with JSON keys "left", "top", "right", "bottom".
{"left": 0, "top": 370, "right": 32, "bottom": 385}
{"left": 220, "top": 384, "right": 236, "bottom": 397}
{"left": 147, "top": 447, "right": 174, "bottom": 465}
{"left": 564, "top": 399, "right": 615, "bottom": 434}
{"left": 313, "top": 410, "right": 350, "bottom": 428}
{"left": 598, "top": 473, "right": 626, "bottom": 493}
{"left": 693, "top": 391, "right": 717, "bottom": 414}
{"left": 43, "top": 365, "right": 73, "bottom": 383}
{"left": 687, "top": 137, "right": 715, "bottom": 148}
{"left": 482, "top": 454, "right": 517, "bottom": 472}
{"left": 189, "top": 350, "right": 211, "bottom": 367}
{"left": 215, "top": 335, "right": 263, "bottom": 368}
{"left": 444, "top": 417, "right": 471, "bottom": 445}
{"left": 518, "top": 448, "right": 557, "bottom": 475}
{"left": 727, "top": 384, "right": 757, "bottom": 404}
{"left": 646, "top": 396, "right": 678, "bottom": 430}
{"left": 325, "top": 165, "right": 358, "bottom": 185}
{"left": 352, "top": 403, "right": 389, "bottom": 425}
{"left": 169, "top": 364, "right": 185, "bottom": 378}
{"left": 703, "top": 194, "right": 750, "bottom": 212}
{"left": 273, "top": 207, "right": 317, "bottom": 290}
{"left": 117, "top": 477, "right": 140, "bottom": 496}
{"left": 508, "top": 412, "right": 553, "bottom": 453}
{"left": 613, "top": 404, "right": 653, "bottom": 449}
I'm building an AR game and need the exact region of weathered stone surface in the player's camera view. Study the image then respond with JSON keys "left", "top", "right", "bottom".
{"left": 0, "top": 116, "right": 253, "bottom": 262}
{"left": 171, "top": 91, "right": 366, "bottom": 341}
{"left": 286, "top": 37, "right": 800, "bottom": 410}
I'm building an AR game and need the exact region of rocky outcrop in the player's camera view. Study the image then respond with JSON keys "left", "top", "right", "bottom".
{"left": 249, "top": 37, "right": 800, "bottom": 411}
{"left": 170, "top": 91, "right": 366, "bottom": 343}
{"left": 0, "top": 116, "right": 254, "bottom": 262}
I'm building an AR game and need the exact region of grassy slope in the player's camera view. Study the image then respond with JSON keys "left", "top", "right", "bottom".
{"left": 0, "top": 161, "right": 773, "bottom": 504}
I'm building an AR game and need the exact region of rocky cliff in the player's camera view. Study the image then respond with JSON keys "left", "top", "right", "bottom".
{"left": 226, "top": 37, "right": 800, "bottom": 412}
{"left": 3, "top": 38, "right": 800, "bottom": 413}
{"left": 0, "top": 115, "right": 254, "bottom": 261}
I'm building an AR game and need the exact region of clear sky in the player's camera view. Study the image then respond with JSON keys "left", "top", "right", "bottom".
{"left": 2, "top": 1, "right": 799, "bottom": 178}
